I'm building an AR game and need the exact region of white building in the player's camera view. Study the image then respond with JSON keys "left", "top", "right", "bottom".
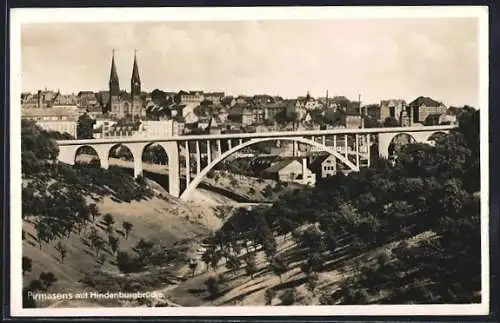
{"left": 138, "top": 120, "right": 184, "bottom": 137}
{"left": 21, "top": 106, "right": 78, "bottom": 138}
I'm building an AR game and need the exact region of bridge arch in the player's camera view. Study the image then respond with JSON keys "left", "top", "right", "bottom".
{"left": 179, "top": 137, "right": 359, "bottom": 201}
{"left": 388, "top": 133, "right": 417, "bottom": 156}
{"left": 74, "top": 145, "right": 101, "bottom": 166}
{"left": 108, "top": 143, "right": 134, "bottom": 162}
{"left": 142, "top": 142, "right": 169, "bottom": 166}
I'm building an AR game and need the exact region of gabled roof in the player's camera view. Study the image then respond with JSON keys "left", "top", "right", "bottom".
{"left": 78, "top": 91, "right": 96, "bottom": 97}
{"left": 409, "top": 96, "right": 443, "bottom": 108}
{"left": 309, "top": 154, "right": 333, "bottom": 169}
{"left": 262, "top": 158, "right": 301, "bottom": 174}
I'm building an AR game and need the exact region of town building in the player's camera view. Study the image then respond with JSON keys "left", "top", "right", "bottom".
{"left": 263, "top": 102, "right": 287, "bottom": 121}
{"left": 380, "top": 99, "right": 407, "bottom": 123}
{"left": 228, "top": 104, "right": 254, "bottom": 126}
{"left": 344, "top": 112, "right": 362, "bottom": 129}
{"left": 138, "top": 120, "right": 184, "bottom": 137}
{"left": 309, "top": 154, "right": 339, "bottom": 178}
{"left": 409, "top": 96, "right": 447, "bottom": 124}
{"left": 261, "top": 157, "right": 316, "bottom": 186}
{"left": 204, "top": 92, "right": 225, "bottom": 104}
{"left": 21, "top": 92, "right": 38, "bottom": 109}
{"left": 21, "top": 106, "right": 78, "bottom": 138}
{"left": 77, "top": 91, "right": 99, "bottom": 109}
{"left": 179, "top": 90, "right": 204, "bottom": 104}
{"left": 253, "top": 94, "right": 275, "bottom": 105}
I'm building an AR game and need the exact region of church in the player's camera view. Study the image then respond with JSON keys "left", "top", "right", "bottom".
{"left": 106, "top": 50, "right": 146, "bottom": 120}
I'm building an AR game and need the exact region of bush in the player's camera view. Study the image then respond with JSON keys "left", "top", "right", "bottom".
{"left": 265, "top": 289, "right": 275, "bottom": 305}
{"left": 279, "top": 288, "right": 297, "bottom": 305}
{"left": 117, "top": 251, "right": 144, "bottom": 273}
{"left": 205, "top": 276, "right": 220, "bottom": 299}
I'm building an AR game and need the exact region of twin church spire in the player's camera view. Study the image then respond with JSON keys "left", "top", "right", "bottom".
{"left": 108, "top": 49, "right": 141, "bottom": 98}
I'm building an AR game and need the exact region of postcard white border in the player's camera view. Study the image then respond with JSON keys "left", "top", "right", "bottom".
{"left": 9, "top": 6, "right": 490, "bottom": 317}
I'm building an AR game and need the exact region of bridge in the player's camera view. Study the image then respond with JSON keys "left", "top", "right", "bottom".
{"left": 55, "top": 125, "right": 455, "bottom": 201}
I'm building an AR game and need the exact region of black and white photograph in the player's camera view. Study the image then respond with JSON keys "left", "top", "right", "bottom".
{"left": 9, "top": 6, "right": 489, "bottom": 316}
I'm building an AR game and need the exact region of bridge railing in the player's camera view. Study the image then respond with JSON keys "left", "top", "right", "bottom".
{"left": 57, "top": 125, "right": 457, "bottom": 145}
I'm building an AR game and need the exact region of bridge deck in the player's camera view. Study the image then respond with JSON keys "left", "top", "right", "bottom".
{"left": 56, "top": 125, "right": 456, "bottom": 145}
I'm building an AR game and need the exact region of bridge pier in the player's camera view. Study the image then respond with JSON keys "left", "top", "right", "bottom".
{"left": 158, "top": 141, "right": 180, "bottom": 198}
{"left": 93, "top": 145, "right": 113, "bottom": 169}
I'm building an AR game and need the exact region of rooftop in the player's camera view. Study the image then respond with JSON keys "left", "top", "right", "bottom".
{"left": 409, "top": 96, "right": 443, "bottom": 107}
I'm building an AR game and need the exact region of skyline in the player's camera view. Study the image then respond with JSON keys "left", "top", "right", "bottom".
{"left": 21, "top": 18, "right": 479, "bottom": 107}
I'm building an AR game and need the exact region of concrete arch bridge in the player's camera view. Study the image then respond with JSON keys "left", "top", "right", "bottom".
{"left": 56, "top": 125, "right": 455, "bottom": 201}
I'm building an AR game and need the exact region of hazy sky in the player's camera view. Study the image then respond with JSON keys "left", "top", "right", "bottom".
{"left": 21, "top": 18, "right": 479, "bottom": 106}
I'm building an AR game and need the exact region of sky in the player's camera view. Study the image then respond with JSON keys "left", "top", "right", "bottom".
{"left": 21, "top": 18, "right": 480, "bottom": 107}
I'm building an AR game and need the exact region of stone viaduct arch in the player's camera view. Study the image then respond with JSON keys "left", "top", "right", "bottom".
{"left": 179, "top": 136, "right": 359, "bottom": 201}
{"left": 74, "top": 145, "right": 101, "bottom": 165}
{"left": 58, "top": 140, "right": 180, "bottom": 196}
{"left": 378, "top": 130, "right": 450, "bottom": 158}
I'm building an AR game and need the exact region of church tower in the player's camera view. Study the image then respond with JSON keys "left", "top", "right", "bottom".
{"left": 131, "top": 50, "right": 142, "bottom": 121}
{"left": 109, "top": 49, "right": 120, "bottom": 96}
{"left": 108, "top": 49, "right": 122, "bottom": 116}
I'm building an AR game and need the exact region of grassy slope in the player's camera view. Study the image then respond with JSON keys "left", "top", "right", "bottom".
{"left": 166, "top": 229, "right": 438, "bottom": 306}
{"left": 23, "top": 175, "right": 222, "bottom": 307}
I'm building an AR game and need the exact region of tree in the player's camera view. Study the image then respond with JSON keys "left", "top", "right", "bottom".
{"left": 225, "top": 254, "right": 242, "bottom": 272}
{"left": 117, "top": 251, "right": 143, "bottom": 273}
{"left": 102, "top": 213, "right": 115, "bottom": 227}
{"left": 35, "top": 222, "right": 49, "bottom": 249}
{"left": 265, "top": 289, "right": 276, "bottom": 305}
{"left": 89, "top": 203, "right": 100, "bottom": 223}
{"left": 279, "top": 288, "right": 297, "bottom": 305}
{"left": 189, "top": 259, "right": 198, "bottom": 277}
{"left": 55, "top": 241, "right": 68, "bottom": 263}
{"left": 91, "top": 234, "right": 106, "bottom": 257}
{"left": 244, "top": 254, "right": 259, "bottom": 279}
{"left": 77, "top": 113, "right": 96, "bottom": 139}
{"left": 202, "top": 247, "right": 222, "bottom": 272}
{"left": 301, "top": 252, "right": 323, "bottom": 275}
{"left": 306, "top": 272, "right": 319, "bottom": 296}
{"left": 383, "top": 116, "right": 400, "bottom": 127}
{"left": 134, "top": 238, "right": 155, "bottom": 263}
{"left": 269, "top": 254, "right": 288, "bottom": 283}
{"left": 205, "top": 276, "right": 220, "bottom": 299}
{"left": 298, "top": 226, "right": 324, "bottom": 250}
{"left": 39, "top": 272, "right": 57, "bottom": 291}
{"left": 108, "top": 235, "right": 120, "bottom": 255}
{"left": 122, "top": 221, "right": 133, "bottom": 240}
{"left": 22, "top": 256, "right": 32, "bottom": 275}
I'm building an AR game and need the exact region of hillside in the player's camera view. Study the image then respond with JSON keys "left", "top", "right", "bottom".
{"left": 20, "top": 121, "right": 223, "bottom": 308}
{"left": 166, "top": 229, "right": 440, "bottom": 306}
{"left": 165, "top": 109, "right": 481, "bottom": 306}
{"left": 20, "top": 108, "right": 481, "bottom": 308}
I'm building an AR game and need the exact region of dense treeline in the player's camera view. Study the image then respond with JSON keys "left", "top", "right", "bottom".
{"left": 205, "top": 109, "right": 480, "bottom": 304}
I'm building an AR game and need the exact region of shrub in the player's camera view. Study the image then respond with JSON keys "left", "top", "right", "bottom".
{"left": 265, "top": 289, "right": 275, "bottom": 305}
{"left": 279, "top": 288, "right": 297, "bottom": 305}
{"left": 22, "top": 256, "right": 32, "bottom": 275}
{"left": 205, "top": 276, "right": 220, "bottom": 299}
{"left": 117, "top": 251, "right": 144, "bottom": 273}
